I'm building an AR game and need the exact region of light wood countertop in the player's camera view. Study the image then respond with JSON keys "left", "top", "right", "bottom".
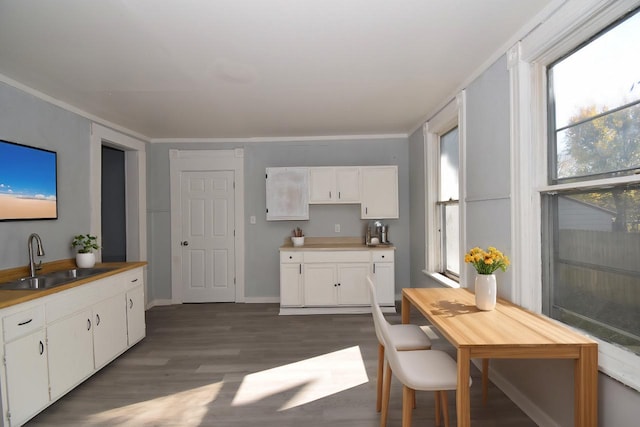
{"left": 0, "top": 259, "right": 147, "bottom": 309}
{"left": 279, "top": 236, "right": 395, "bottom": 251}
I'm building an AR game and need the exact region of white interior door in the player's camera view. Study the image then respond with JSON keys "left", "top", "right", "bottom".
{"left": 181, "top": 170, "right": 235, "bottom": 302}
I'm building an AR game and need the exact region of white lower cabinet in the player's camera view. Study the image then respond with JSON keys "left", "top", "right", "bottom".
{"left": 93, "top": 293, "right": 128, "bottom": 369}
{"left": 0, "top": 265, "right": 146, "bottom": 426}
{"left": 371, "top": 250, "right": 395, "bottom": 306}
{"left": 4, "top": 330, "right": 48, "bottom": 427}
{"left": 303, "top": 263, "right": 338, "bottom": 305}
{"left": 47, "top": 308, "right": 94, "bottom": 400}
{"left": 126, "top": 284, "right": 146, "bottom": 346}
{"left": 280, "top": 252, "right": 304, "bottom": 307}
{"left": 281, "top": 249, "right": 394, "bottom": 314}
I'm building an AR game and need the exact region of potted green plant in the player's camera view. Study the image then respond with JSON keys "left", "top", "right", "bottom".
{"left": 71, "top": 234, "right": 100, "bottom": 268}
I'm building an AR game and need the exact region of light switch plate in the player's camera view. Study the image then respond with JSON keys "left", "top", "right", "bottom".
{"left": 335, "top": 224, "right": 340, "bottom": 233}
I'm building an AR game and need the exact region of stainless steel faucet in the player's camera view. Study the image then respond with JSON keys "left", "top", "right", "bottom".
{"left": 28, "top": 233, "right": 45, "bottom": 277}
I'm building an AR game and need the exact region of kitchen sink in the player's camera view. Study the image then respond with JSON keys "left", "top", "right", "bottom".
{"left": 0, "top": 267, "right": 117, "bottom": 291}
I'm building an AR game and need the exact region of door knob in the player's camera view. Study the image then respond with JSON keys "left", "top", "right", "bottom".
{"left": 181, "top": 241, "right": 189, "bottom": 246}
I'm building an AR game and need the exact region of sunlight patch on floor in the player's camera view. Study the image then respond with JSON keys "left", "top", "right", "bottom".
{"left": 85, "top": 382, "right": 223, "bottom": 426}
{"left": 232, "top": 346, "right": 369, "bottom": 411}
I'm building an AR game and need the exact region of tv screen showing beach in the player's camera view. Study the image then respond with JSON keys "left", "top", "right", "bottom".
{"left": 0, "top": 140, "right": 58, "bottom": 221}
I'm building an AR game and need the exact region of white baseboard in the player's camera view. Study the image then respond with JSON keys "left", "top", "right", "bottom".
{"left": 243, "top": 297, "right": 280, "bottom": 303}
{"left": 489, "top": 365, "right": 560, "bottom": 427}
{"left": 279, "top": 306, "right": 396, "bottom": 315}
{"left": 146, "top": 298, "right": 173, "bottom": 309}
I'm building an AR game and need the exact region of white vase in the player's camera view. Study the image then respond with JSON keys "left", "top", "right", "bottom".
{"left": 291, "top": 236, "right": 305, "bottom": 247}
{"left": 475, "top": 274, "right": 497, "bottom": 311}
{"left": 76, "top": 253, "right": 96, "bottom": 269}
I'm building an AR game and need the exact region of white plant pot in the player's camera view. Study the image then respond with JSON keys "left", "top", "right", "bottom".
{"left": 76, "top": 253, "right": 96, "bottom": 269}
{"left": 475, "top": 274, "right": 497, "bottom": 311}
{"left": 291, "top": 236, "right": 305, "bottom": 247}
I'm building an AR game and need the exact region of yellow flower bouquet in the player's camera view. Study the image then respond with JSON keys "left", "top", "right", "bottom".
{"left": 464, "top": 246, "right": 510, "bottom": 275}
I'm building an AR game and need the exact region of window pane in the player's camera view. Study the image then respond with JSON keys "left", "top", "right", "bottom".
{"left": 549, "top": 10, "right": 640, "bottom": 183}
{"left": 440, "top": 127, "right": 459, "bottom": 201}
{"left": 551, "top": 11, "right": 640, "bottom": 129}
{"left": 543, "top": 187, "right": 640, "bottom": 355}
{"left": 444, "top": 203, "right": 459, "bottom": 276}
{"left": 555, "top": 103, "right": 640, "bottom": 180}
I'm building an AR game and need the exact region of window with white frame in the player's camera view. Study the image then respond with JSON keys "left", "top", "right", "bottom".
{"left": 542, "top": 8, "right": 640, "bottom": 357}
{"left": 438, "top": 127, "right": 460, "bottom": 279}
{"left": 424, "top": 95, "right": 464, "bottom": 287}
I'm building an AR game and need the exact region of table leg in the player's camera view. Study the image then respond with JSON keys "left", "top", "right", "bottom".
{"left": 482, "top": 358, "right": 489, "bottom": 406}
{"left": 456, "top": 347, "right": 471, "bottom": 427}
{"left": 574, "top": 345, "right": 598, "bottom": 427}
{"left": 401, "top": 294, "right": 410, "bottom": 324}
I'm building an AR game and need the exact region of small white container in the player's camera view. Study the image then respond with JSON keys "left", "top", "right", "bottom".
{"left": 291, "top": 236, "right": 305, "bottom": 247}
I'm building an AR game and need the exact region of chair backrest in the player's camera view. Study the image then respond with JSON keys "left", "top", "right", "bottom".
{"left": 367, "top": 275, "right": 407, "bottom": 373}
{"left": 366, "top": 274, "right": 390, "bottom": 347}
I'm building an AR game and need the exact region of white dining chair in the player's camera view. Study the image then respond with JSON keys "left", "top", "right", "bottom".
{"left": 368, "top": 277, "right": 468, "bottom": 427}
{"left": 366, "top": 276, "right": 431, "bottom": 420}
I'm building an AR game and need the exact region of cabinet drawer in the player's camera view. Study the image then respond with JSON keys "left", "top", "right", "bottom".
{"left": 3, "top": 306, "right": 45, "bottom": 342}
{"left": 304, "top": 251, "right": 370, "bottom": 263}
{"left": 124, "top": 268, "right": 144, "bottom": 289}
{"left": 372, "top": 250, "right": 394, "bottom": 263}
{"left": 280, "top": 252, "right": 303, "bottom": 263}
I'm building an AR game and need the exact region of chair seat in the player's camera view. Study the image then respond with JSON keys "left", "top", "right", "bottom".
{"left": 392, "top": 349, "right": 461, "bottom": 391}
{"left": 387, "top": 324, "right": 432, "bottom": 351}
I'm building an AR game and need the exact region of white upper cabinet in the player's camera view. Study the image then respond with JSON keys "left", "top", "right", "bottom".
{"left": 309, "top": 167, "right": 360, "bottom": 204}
{"left": 361, "top": 166, "right": 399, "bottom": 219}
{"left": 266, "top": 167, "right": 309, "bottom": 220}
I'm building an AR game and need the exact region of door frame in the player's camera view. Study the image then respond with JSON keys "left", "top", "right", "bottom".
{"left": 169, "top": 149, "right": 245, "bottom": 303}
{"left": 90, "top": 123, "right": 147, "bottom": 263}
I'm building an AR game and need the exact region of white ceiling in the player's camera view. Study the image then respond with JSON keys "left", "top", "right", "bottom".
{"left": 0, "top": 0, "right": 553, "bottom": 140}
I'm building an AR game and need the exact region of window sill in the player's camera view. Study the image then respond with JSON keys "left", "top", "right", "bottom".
{"left": 422, "top": 270, "right": 461, "bottom": 288}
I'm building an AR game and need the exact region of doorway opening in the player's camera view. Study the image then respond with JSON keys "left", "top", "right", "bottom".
{"left": 101, "top": 145, "right": 127, "bottom": 262}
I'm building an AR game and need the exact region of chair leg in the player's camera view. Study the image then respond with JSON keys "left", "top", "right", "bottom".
{"left": 376, "top": 343, "right": 384, "bottom": 412}
{"left": 434, "top": 391, "right": 441, "bottom": 426}
{"left": 380, "top": 361, "right": 392, "bottom": 427}
{"left": 402, "top": 386, "right": 414, "bottom": 427}
{"left": 412, "top": 387, "right": 417, "bottom": 409}
{"left": 441, "top": 391, "right": 450, "bottom": 427}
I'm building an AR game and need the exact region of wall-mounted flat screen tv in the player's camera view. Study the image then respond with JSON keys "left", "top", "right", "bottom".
{"left": 0, "top": 139, "right": 58, "bottom": 221}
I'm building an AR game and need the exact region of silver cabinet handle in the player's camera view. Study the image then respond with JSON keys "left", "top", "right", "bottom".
{"left": 87, "top": 318, "right": 92, "bottom": 331}
{"left": 181, "top": 241, "right": 189, "bottom": 246}
{"left": 18, "top": 318, "right": 33, "bottom": 326}
{"left": 96, "top": 313, "right": 101, "bottom": 326}
{"left": 39, "top": 340, "right": 44, "bottom": 355}
{"left": 129, "top": 299, "right": 134, "bottom": 309}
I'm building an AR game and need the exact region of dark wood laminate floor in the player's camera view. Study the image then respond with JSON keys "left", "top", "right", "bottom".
{"left": 26, "top": 303, "right": 537, "bottom": 426}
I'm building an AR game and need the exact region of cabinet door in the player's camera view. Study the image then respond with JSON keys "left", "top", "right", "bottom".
{"left": 373, "top": 262, "right": 395, "bottom": 305}
{"left": 281, "top": 263, "right": 303, "bottom": 306}
{"left": 335, "top": 167, "right": 360, "bottom": 202}
{"left": 303, "top": 264, "right": 337, "bottom": 306}
{"left": 126, "top": 285, "right": 146, "bottom": 346}
{"left": 266, "top": 167, "right": 309, "bottom": 220}
{"left": 361, "top": 166, "right": 399, "bottom": 219}
{"left": 4, "top": 330, "right": 49, "bottom": 427}
{"left": 337, "top": 263, "right": 370, "bottom": 305}
{"left": 47, "top": 308, "right": 94, "bottom": 400}
{"left": 309, "top": 167, "right": 335, "bottom": 203}
{"left": 93, "top": 293, "right": 128, "bottom": 368}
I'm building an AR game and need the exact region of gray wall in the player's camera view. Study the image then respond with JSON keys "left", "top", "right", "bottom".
{"left": 146, "top": 138, "right": 410, "bottom": 302}
{"left": 408, "top": 126, "right": 431, "bottom": 287}
{"left": 0, "top": 82, "right": 91, "bottom": 270}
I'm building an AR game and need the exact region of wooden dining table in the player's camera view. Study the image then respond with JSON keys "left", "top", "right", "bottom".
{"left": 401, "top": 287, "right": 598, "bottom": 427}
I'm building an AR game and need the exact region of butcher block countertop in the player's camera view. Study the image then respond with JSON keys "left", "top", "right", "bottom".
{"left": 0, "top": 259, "right": 147, "bottom": 309}
{"left": 280, "top": 236, "right": 395, "bottom": 251}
